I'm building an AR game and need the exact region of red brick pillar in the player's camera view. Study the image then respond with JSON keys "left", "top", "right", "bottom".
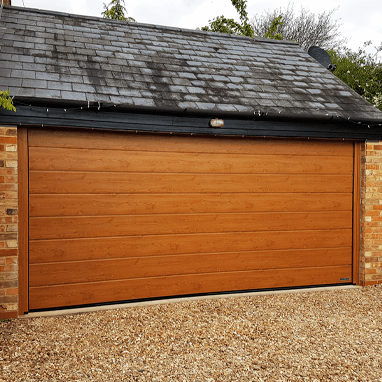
{"left": 0, "top": 126, "right": 18, "bottom": 319}
{"left": 360, "top": 141, "right": 382, "bottom": 285}
{"left": 2, "top": 1, "right": 12, "bottom": 6}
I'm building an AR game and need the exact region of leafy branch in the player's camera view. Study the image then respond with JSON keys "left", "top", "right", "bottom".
{"left": 263, "top": 15, "right": 283, "bottom": 40}
{"left": 201, "top": 0, "right": 255, "bottom": 37}
{"left": 102, "top": 0, "right": 135, "bottom": 22}
{"left": 0, "top": 91, "right": 16, "bottom": 112}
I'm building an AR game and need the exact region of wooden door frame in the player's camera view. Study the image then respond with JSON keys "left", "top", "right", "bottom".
{"left": 16, "top": 131, "right": 363, "bottom": 314}
{"left": 18, "top": 127, "right": 29, "bottom": 315}
{"left": 352, "top": 141, "right": 361, "bottom": 285}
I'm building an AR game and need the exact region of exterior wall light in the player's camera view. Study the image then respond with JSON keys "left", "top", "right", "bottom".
{"left": 210, "top": 118, "right": 224, "bottom": 128}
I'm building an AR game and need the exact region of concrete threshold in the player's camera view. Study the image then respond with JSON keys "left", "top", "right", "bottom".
{"left": 22, "top": 285, "right": 361, "bottom": 319}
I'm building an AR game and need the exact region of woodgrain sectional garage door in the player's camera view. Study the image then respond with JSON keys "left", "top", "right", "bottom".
{"left": 28, "top": 128, "right": 354, "bottom": 310}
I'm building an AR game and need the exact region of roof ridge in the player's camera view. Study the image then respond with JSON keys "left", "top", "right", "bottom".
{"left": 3, "top": 5, "right": 298, "bottom": 45}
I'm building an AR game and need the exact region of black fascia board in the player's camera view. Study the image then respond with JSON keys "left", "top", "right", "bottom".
{"left": 10, "top": 96, "right": 382, "bottom": 126}
{"left": 2, "top": 104, "right": 382, "bottom": 140}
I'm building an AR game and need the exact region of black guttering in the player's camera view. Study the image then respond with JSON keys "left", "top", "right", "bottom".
{"left": 2, "top": 104, "right": 382, "bottom": 140}
{"left": 10, "top": 97, "right": 382, "bottom": 126}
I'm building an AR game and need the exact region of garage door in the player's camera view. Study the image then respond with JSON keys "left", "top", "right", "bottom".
{"left": 28, "top": 128, "right": 354, "bottom": 310}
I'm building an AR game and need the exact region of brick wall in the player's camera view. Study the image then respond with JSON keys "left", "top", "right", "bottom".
{"left": 0, "top": 126, "right": 18, "bottom": 319}
{"left": 360, "top": 141, "right": 382, "bottom": 286}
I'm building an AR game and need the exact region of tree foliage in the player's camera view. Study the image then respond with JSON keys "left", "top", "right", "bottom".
{"left": 263, "top": 15, "right": 283, "bottom": 40}
{"left": 251, "top": 3, "right": 347, "bottom": 50}
{"left": 329, "top": 42, "right": 382, "bottom": 111}
{"left": 200, "top": 0, "right": 254, "bottom": 37}
{"left": 0, "top": 91, "right": 16, "bottom": 112}
{"left": 102, "top": 0, "right": 135, "bottom": 22}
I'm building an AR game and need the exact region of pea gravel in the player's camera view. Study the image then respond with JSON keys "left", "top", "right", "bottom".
{"left": 1, "top": 286, "right": 382, "bottom": 381}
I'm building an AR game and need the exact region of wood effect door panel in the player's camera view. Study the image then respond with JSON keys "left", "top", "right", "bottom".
{"left": 28, "top": 129, "right": 355, "bottom": 310}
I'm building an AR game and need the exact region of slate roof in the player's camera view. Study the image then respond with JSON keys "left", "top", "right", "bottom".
{"left": 1, "top": 5, "right": 382, "bottom": 123}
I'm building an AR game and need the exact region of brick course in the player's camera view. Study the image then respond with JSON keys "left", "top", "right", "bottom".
{"left": 0, "top": 126, "right": 18, "bottom": 318}
{"left": 360, "top": 141, "right": 382, "bottom": 286}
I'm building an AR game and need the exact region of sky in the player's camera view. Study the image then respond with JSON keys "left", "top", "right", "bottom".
{"left": 10, "top": 0, "right": 382, "bottom": 53}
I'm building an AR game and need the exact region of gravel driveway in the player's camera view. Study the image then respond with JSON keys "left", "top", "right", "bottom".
{"left": 1, "top": 286, "right": 382, "bottom": 381}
